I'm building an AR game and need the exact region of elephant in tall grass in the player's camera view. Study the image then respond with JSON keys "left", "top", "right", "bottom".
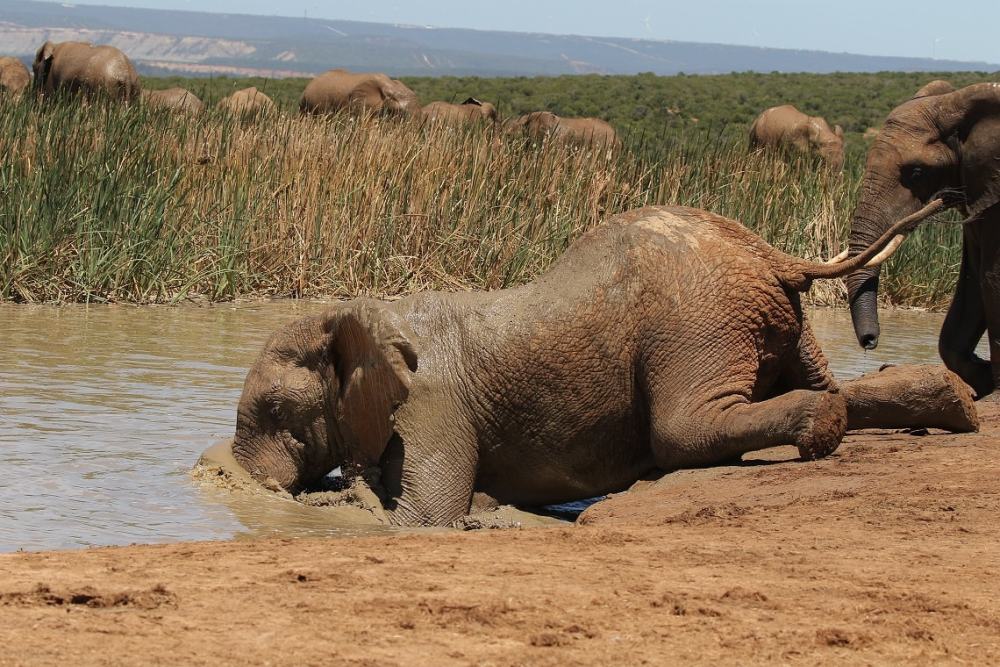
{"left": 510, "top": 111, "right": 619, "bottom": 147}
{"left": 844, "top": 80, "right": 1000, "bottom": 399}
{"left": 422, "top": 98, "right": 498, "bottom": 127}
{"left": 218, "top": 87, "right": 275, "bottom": 117}
{"left": 299, "top": 69, "right": 419, "bottom": 118}
{"left": 217, "top": 199, "right": 973, "bottom": 527}
{"left": 32, "top": 41, "right": 140, "bottom": 101}
{"left": 749, "top": 105, "right": 844, "bottom": 170}
{"left": 0, "top": 57, "right": 30, "bottom": 98}
{"left": 142, "top": 87, "right": 204, "bottom": 116}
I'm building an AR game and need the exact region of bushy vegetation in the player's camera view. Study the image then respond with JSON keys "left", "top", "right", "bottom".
{"left": 148, "top": 70, "right": 996, "bottom": 152}
{"left": 1, "top": 70, "right": 983, "bottom": 306}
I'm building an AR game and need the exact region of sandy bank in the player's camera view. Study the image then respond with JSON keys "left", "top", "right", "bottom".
{"left": 4, "top": 405, "right": 1000, "bottom": 665}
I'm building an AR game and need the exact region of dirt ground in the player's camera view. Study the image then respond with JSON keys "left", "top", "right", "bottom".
{"left": 4, "top": 406, "right": 1000, "bottom": 666}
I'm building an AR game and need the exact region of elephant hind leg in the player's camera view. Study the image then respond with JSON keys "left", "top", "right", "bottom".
{"left": 649, "top": 388, "right": 848, "bottom": 471}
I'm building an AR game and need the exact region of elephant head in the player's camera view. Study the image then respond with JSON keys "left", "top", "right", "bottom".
{"left": 810, "top": 120, "right": 844, "bottom": 170}
{"left": 232, "top": 302, "right": 418, "bottom": 494}
{"left": 32, "top": 41, "right": 54, "bottom": 90}
{"left": 351, "top": 74, "right": 420, "bottom": 116}
{"left": 510, "top": 111, "right": 558, "bottom": 140}
{"left": 846, "top": 81, "right": 1000, "bottom": 349}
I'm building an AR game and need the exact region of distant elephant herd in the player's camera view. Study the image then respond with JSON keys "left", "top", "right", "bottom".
{"left": 0, "top": 40, "right": 619, "bottom": 147}
{"left": 2, "top": 40, "right": 857, "bottom": 159}
{"left": 5, "top": 40, "right": 1000, "bottom": 527}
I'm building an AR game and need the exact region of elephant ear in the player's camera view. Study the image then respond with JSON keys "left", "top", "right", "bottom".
{"left": 36, "top": 41, "right": 54, "bottom": 63}
{"left": 956, "top": 115, "right": 1000, "bottom": 219}
{"left": 323, "top": 302, "right": 418, "bottom": 467}
{"left": 936, "top": 85, "right": 1000, "bottom": 219}
{"left": 348, "top": 81, "right": 383, "bottom": 113}
{"left": 33, "top": 41, "right": 54, "bottom": 82}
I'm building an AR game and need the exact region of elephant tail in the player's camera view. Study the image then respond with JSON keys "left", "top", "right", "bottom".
{"left": 775, "top": 198, "right": 945, "bottom": 291}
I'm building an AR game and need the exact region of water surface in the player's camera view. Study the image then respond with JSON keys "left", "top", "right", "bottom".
{"left": 0, "top": 303, "right": 982, "bottom": 552}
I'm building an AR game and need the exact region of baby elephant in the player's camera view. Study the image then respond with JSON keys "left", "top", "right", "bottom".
{"left": 217, "top": 87, "right": 275, "bottom": 117}
{"left": 422, "top": 98, "right": 498, "bottom": 127}
{"left": 510, "top": 111, "right": 619, "bottom": 147}
{"left": 225, "top": 201, "right": 972, "bottom": 526}
{"left": 142, "top": 87, "right": 204, "bottom": 116}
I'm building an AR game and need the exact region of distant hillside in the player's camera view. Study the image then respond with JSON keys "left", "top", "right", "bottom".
{"left": 2, "top": 0, "right": 998, "bottom": 77}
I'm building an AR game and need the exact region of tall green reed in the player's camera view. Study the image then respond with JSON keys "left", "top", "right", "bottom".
{"left": 0, "top": 95, "right": 961, "bottom": 307}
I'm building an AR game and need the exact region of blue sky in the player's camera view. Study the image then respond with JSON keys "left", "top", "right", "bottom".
{"left": 64, "top": 0, "right": 999, "bottom": 64}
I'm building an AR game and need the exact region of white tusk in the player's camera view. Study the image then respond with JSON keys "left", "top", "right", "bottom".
{"left": 825, "top": 247, "right": 851, "bottom": 264}
{"left": 863, "top": 234, "right": 907, "bottom": 268}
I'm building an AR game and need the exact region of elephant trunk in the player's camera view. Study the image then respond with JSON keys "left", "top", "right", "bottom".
{"left": 845, "top": 207, "right": 886, "bottom": 349}
{"left": 231, "top": 417, "right": 314, "bottom": 495}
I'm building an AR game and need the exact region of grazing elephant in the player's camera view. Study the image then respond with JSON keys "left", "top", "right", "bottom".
{"left": 0, "top": 57, "right": 30, "bottom": 97}
{"left": 844, "top": 80, "right": 1000, "bottom": 399}
{"left": 299, "top": 69, "right": 419, "bottom": 118}
{"left": 217, "top": 87, "right": 275, "bottom": 116}
{"left": 221, "top": 199, "right": 961, "bottom": 527}
{"left": 142, "top": 87, "right": 204, "bottom": 116}
{"left": 510, "top": 111, "right": 619, "bottom": 147}
{"left": 749, "top": 105, "right": 844, "bottom": 170}
{"left": 32, "top": 41, "right": 139, "bottom": 101}
{"left": 422, "top": 98, "right": 498, "bottom": 126}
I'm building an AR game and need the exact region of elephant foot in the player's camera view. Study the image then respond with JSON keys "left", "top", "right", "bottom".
{"left": 842, "top": 364, "right": 978, "bottom": 433}
{"left": 795, "top": 388, "right": 848, "bottom": 461}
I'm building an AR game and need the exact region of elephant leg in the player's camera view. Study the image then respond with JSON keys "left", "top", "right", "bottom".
{"left": 649, "top": 388, "right": 847, "bottom": 471}
{"left": 776, "top": 319, "right": 837, "bottom": 392}
{"left": 939, "top": 231, "right": 992, "bottom": 398}
{"left": 646, "top": 327, "right": 847, "bottom": 471}
{"left": 378, "top": 428, "right": 479, "bottom": 528}
{"left": 973, "top": 222, "right": 1000, "bottom": 400}
{"left": 783, "top": 321, "right": 977, "bottom": 432}
{"left": 838, "top": 365, "right": 978, "bottom": 432}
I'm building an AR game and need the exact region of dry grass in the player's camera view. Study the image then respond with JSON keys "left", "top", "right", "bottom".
{"left": 0, "top": 96, "right": 961, "bottom": 306}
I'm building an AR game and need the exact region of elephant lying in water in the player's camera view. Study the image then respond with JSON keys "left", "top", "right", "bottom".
{"left": 214, "top": 201, "right": 974, "bottom": 527}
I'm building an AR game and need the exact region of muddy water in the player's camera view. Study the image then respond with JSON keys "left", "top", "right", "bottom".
{"left": 0, "top": 303, "right": 984, "bottom": 552}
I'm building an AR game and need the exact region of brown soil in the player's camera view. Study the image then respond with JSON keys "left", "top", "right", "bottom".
{"left": 5, "top": 406, "right": 1000, "bottom": 666}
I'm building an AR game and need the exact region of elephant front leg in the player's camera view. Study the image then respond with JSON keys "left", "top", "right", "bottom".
{"left": 841, "top": 364, "right": 978, "bottom": 432}
{"left": 939, "top": 233, "right": 993, "bottom": 399}
{"left": 649, "top": 388, "right": 848, "bottom": 470}
{"left": 378, "top": 430, "right": 479, "bottom": 528}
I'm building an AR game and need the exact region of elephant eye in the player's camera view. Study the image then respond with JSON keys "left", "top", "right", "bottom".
{"left": 903, "top": 165, "right": 926, "bottom": 185}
